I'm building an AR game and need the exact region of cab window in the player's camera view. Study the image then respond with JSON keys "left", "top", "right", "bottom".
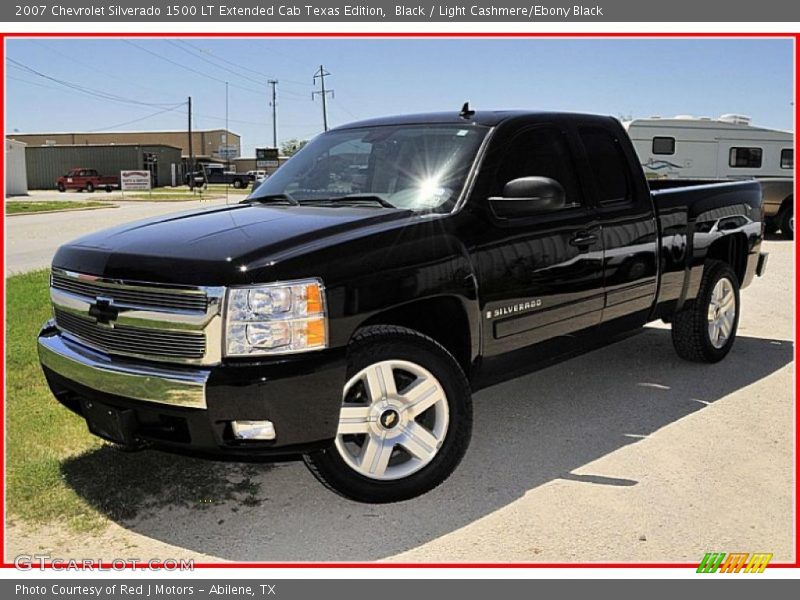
{"left": 493, "top": 126, "right": 583, "bottom": 208}
{"left": 579, "top": 127, "right": 631, "bottom": 205}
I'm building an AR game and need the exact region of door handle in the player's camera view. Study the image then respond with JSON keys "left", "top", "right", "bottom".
{"left": 569, "top": 232, "right": 598, "bottom": 248}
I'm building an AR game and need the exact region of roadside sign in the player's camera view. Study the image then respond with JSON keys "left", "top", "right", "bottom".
{"left": 218, "top": 145, "right": 239, "bottom": 159}
{"left": 256, "top": 147, "right": 280, "bottom": 168}
{"left": 120, "top": 170, "right": 151, "bottom": 191}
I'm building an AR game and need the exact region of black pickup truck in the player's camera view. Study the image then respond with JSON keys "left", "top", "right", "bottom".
{"left": 38, "top": 109, "right": 768, "bottom": 503}
{"left": 186, "top": 165, "right": 249, "bottom": 189}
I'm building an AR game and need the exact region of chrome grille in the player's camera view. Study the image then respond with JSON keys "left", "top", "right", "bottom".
{"left": 55, "top": 309, "right": 206, "bottom": 360}
{"left": 49, "top": 269, "right": 224, "bottom": 365}
{"left": 51, "top": 271, "right": 207, "bottom": 313}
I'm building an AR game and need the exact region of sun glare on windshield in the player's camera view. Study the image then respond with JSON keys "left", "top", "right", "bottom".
{"left": 251, "top": 124, "right": 488, "bottom": 212}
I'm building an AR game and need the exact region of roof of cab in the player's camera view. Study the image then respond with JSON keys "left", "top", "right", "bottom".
{"left": 330, "top": 110, "right": 616, "bottom": 130}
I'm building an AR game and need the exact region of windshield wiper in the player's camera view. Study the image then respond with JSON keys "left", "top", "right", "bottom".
{"left": 302, "top": 194, "right": 397, "bottom": 209}
{"left": 248, "top": 193, "right": 300, "bottom": 206}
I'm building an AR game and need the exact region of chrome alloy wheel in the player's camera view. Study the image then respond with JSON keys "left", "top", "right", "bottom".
{"left": 707, "top": 277, "right": 737, "bottom": 349}
{"left": 334, "top": 360, "right": 449, "bottom": 481}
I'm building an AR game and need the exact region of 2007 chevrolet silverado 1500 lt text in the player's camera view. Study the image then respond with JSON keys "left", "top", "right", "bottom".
{"left": 38, "top": 109, "right": 769, "bottom": 502}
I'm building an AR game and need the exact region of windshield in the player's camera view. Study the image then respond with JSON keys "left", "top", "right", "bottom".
{"left": 249, "top": 124, "right": 488, "bottom": 211}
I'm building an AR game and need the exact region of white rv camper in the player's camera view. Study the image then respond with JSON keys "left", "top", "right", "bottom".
{"left": 625, "top": 115, "right": 795, "bottom": 238}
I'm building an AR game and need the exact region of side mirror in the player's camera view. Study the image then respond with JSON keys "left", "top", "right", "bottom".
{"left": 489, "top": 176, "right": 566, "bottom": 219}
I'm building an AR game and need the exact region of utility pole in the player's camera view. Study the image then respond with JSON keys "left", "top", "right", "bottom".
{"left": 268, "top": 79, "right": 278, "bottom": 148}
{"left": 225, "top": 81, "right": 229, "bottom": 203}
{"left": 312, "top": 65, "right": 334, "bottom": 132}
{"left": 187, "top": 96, "right": 194, "bottom": 190}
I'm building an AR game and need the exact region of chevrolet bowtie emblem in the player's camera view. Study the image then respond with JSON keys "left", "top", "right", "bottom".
{"left": 88, "top": 297, "right": 119, "bottom": 326}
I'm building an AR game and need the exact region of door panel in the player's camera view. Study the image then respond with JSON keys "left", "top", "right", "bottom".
{"left": 576, "top": 126, "right": 658, "bottom": 328}
{"left": 472, "top": 124, "right": 605, "bottom": 358}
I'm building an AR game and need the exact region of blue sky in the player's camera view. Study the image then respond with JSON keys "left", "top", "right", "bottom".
{"left": 5, "top": 38, "right": 794, "bottom": 156}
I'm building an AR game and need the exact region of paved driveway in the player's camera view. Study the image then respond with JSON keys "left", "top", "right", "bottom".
{"left": 6, "top": 198, "right": 231, "bottom": 275}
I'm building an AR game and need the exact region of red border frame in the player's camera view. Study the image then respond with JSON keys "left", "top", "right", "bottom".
{"left": 0, "top": 30, "right": 797, "bottom": 571}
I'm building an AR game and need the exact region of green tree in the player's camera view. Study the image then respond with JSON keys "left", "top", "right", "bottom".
{"left": 280, "top": 139, "right": 309, "bottom": 157}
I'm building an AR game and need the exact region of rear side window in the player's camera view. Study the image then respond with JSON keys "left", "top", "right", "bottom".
{"left": 652, "top": 136, "right": 675, "bottom": 155}
{"left": 494, "top": 126, "right": 583, "bottom": 208}
{"left": 781, "top": 148, "right": 794, "bottom": 169}
{"left": 579, "top": 128, "right": 631, "bottom": 205}
{"left": 729, "top": 147, "right": 762, "bottom": 168}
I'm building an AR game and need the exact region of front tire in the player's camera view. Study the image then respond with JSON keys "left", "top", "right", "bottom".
{"left": 57, "top": 183, "right": 66, "bottom": 193}
{"left": 304, "top": 325, "right": 472, "bottom": 503}
{"left": 671, "top": 260, "right": 740, "bottom": 363}
{"left": 85, "top": 182, "right": 95, "bottom": 193}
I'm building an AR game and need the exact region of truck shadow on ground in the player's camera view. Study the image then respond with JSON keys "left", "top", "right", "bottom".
{"left": 763, "top": 232, "right": 793, "bottom": 242}
{"left": 61, "top": 327, "right": 793, "bottom": 562}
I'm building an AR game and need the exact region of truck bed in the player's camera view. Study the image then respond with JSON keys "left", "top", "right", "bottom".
{"left": 649, "top": 179, "right": 763, "bottom": 319}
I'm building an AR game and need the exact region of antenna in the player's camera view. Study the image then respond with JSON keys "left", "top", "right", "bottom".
{"left": 459, "top": 101, "right": 475, "bottom": 119}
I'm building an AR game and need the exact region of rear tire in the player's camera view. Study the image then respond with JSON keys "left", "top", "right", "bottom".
{"left": 780, "top": 205, "right": 794, "bottom": 240}
{"left": 85, "top": 182, "right": 95, "bottom": 193}
{"left": 764, "top": 218, "right": 778, "bottom": 235}
{"left": 671, "top": 260, "right": 740, "bottom": 363}
{"left": 233, "top": 179, "right": 244, "bottom": 189}
{"left": 304, "top": 325, "right": 472, "bottom": 503}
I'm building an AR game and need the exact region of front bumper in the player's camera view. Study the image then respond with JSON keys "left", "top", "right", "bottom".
{"left": 38, "top": 323, "right": 347, "bottom": 458}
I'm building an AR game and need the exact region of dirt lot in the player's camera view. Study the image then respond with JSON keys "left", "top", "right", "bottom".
{"left": 4, "top": 236, "right": 795, "bottom": 564}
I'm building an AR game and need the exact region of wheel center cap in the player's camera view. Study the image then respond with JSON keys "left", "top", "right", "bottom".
{"left": 379, "top": 409, "right": 400, "bottom": 430}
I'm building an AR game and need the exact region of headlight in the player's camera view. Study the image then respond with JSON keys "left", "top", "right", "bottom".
{"left": 224, "top": 279, "right": 327, "bottom": 356}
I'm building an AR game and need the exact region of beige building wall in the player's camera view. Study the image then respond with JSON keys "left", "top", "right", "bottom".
{"left": 9, "top": 129, "right": 240, "bottom": 159}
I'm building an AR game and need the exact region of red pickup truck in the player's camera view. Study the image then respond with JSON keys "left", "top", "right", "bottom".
{"left": 57, "top": 168, "right": 119, "bottom": 193}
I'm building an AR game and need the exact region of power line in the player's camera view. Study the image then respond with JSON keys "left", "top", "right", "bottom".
{"left": 330, "top": 99, "right": 362, "bottom": 122}
{"left": 170, "top": 40, "right": 308, "bottom": 100}
{"left": 7, "top": 72, "right": 268, "bottom": 131}
{"left": 177, "top": 40, "right": 313, "bottom": 89}
{"left": 167, "top": 41, "right": 262, "bottom": 86}
{"left": 7, "top": 54, "right": 319, "bottom": 141}
{"left": 124, "top": 40, "right": 283, "bottom": 99}
{"left": 29, "top": 40, "right": 168, "bottom": 96}
{"left": 88, "top": 103, "right": 187, "bottom": 132}
{"left": 7, "top": 58, "right": 181, "bottom": 108}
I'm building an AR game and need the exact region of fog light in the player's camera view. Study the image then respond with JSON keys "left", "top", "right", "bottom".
{"left": 231, "top": 420, "right": 276, "bottom": 440}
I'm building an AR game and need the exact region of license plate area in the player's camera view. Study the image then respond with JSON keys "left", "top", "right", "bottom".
{"left": 80, "top": 399, "right": 138, "bottom": 445}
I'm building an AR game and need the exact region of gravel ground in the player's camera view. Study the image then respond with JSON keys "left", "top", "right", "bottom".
{"left": 4, "top": 233, "right": 794, "bottom": 564}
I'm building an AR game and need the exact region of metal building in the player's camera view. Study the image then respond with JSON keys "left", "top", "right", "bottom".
{"left": 24, "top": 144, "right": 183, "bottom": 189}
{"left": 10, "top": 129, "right": 240, "bottom": 161}
{"left": 5, "top": 139, "right": 28, "bottom": 196}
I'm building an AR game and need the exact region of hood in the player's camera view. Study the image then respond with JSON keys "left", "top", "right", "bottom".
{"left": 53, "top": 202, "right": 414, "bottom": 285}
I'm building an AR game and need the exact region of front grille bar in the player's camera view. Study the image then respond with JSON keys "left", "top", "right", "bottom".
{"left": 50, "top": 269, "right": 225, "bottom": 365}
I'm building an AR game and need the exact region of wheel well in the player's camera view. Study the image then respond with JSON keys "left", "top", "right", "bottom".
{"left": 354, "top": 297, "right": 472, "bottom": 376}
{"left": 706, "top": 233, "right": 748, "bottom": 284}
